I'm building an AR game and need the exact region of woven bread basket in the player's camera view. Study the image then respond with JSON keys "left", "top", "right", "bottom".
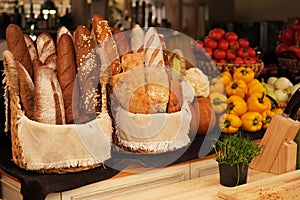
{"left": 197, "top": 60, "right": 264, "bottom": 78}
{"left": 3, "top": 52, "right": 113, "bottom": 174}
{"left": 111, "top": 49, "right": 194, "bottom": 154}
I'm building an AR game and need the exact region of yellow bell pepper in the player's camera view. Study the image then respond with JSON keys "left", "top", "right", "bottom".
{"left": 219, "top": 113, "right": 242, "bottom": 134}
{"left": 210, "top": 76, "right": 225, "bottom": 93}
{"left": 226, "top": 79, "right": 248, "bottom": 98}
{"left": 247, "top": 92, "right": 272, "bottom": 113}
{"left": 226, "top": 95, "right": 248, "bottom": 116}
{"left": 248, "top": 81, "right": 267, "bottom": 97}
{"left": 248, "top": 79, "right": 261, "bottom": 88}
{"left": 210, "top": 92, "right": 227, "bottom": 114}
{"left": 233, "top": 67, "right": 255, "bottom": 83}
{"left": 262, "top": 110, "right": 275, "bottom": 129}
{"left": 241, "top": 111, "right": 263, "bottom": 132}
{"left": 221, "top": 71, "right": 232, "bottom": 86}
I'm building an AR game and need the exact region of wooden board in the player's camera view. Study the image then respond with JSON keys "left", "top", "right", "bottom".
{"left": 218, "top": 170, "right": 300, "bottom": 200}
{"left": 250, "top": 114, "right": 300, "bottom": 173}
{"left": 270, "top": 141, "right": 297, "bottom": 174}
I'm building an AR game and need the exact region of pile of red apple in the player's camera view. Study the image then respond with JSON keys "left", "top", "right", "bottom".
{"left": 193, "top": 28, "right": 259, "bottom": 64}
{"left": 275, "top": 17, "right": 300, "bottom": 58}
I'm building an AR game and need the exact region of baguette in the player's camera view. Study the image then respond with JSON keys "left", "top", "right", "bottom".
{"left": 73, "top": 25, "right": 100, "bottom": 123}
{"left": 131, "top": 24, "right": 144, "bottom": 53}
{"left": 113, "top": 28, "right": 131, "bottom": 58}
{"left": 167, "top": 77, "right": 183, "bottom": 113}
{"left": 73, "top": 25, "right": 97, "bottom": 68}
{"left": 34, "top": 65, "right": 65, "bottom": 124}
{"left": 15, "top": 60, "right": 35, "bottom": 120}
{"left": 24, "top": 34, "right": 38, "bottom": 62}
{"left": 57, "top": 34, "right": 77, "bottom": 124}
{"left": 36, "top": 32, "right": 57, "bottom": 71}
{"left": 92, "top": 14, "right": 121, "bottom": 76}
{"left": 6, "top": 24, "right": 33, "bottom": 78}
{"left": 56, "top": 26, "right": 72, "bottom": 45}
{"left": 144, "top": 27, "right": 169, "bottom": 113}
{"left": 2, "top": 50, "right": 19, "bottom": 94}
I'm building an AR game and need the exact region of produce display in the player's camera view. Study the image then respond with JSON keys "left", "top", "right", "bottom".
{"left": 275, "top": 17, "right": 300, "bottom": 58}
{"left": 264, "top": 76, "right": 299, "bottom": 107}
{"left": 211, "top": 67, "right": 284, "bottom": 134}
{"left": 193, "top": 28, "right": 260, "bottom": 64}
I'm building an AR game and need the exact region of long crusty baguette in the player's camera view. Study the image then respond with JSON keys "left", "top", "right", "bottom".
{"left": 57, "top": 33, "right": 77, "bottom": 124}
{"left": 6, "top": 24, "right": 33, "bottom": 78}
{"left": 34, "top": 65, "right": 65, "bottom": 124}
{"left": 24, "top": 34, "right": 38, "bottom": 63}
{"left": 73, "top": 25, "right": 100, "bottom": 123}
{"left": 15, "top": 60, "right": 35, "bottom": 119}
{"left": 74, "top": 25, "right": 97, "bottom": 68}
{"left": 92, "top": 14, "right": 121, "bottom": 76}
{"left": 131, "top": 24, "right": 144, "bottom": 53}
{"left": 36, "top": 32, "right": 57, "bottom": 71}
{"left": 2, "top": 50, "right": 19, "bottom": 94}
{"left": 113, "top": 28, "right": 131, "bottom": 58}
{"left": 119, "top": 25, "right": 145, "bottom": 72}
{"left": 56, "top": 26, "right": 72, "bottom": 45}
{"left": 143, "top": 27, "right": 169, "bottom": 113}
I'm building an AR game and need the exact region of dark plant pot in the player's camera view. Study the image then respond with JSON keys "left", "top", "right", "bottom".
{"left": 218, "top": 163, "right": 249, "bottom": 187}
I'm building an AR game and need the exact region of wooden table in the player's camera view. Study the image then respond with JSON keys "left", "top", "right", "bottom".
{"left": 108, "top": 168, "right": 278, "bottom": 200}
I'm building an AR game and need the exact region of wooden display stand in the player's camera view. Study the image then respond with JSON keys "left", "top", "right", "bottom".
{"left": 250, "top": 114, "right": 300, "bottom": 174}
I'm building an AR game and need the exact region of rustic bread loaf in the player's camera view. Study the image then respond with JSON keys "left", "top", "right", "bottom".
{"left": 113, "top": 28, "right": 131, "bottom": 59}
{"left": 34, "top": 65, "right": 65, "bottom": 124}
{"left": 73, "top": 25, "right": 101, "bottom": 123}
{"left": 24, "top": 34, "right": 38, "bottom": 62}
{"left": 92, "top": 14, "right": 121, "bottom": 76}
{"left": 57, "top": 34, "right": 77, "bottom": 124}
{"left": 56, "top": 26, "right": 72, "bottom": 45}
{"left": 36, "top": 32, "right": 57, "bottom": 71}
{"left": 144, "top": 27, "right": 170, "bottom": 113}
{"left": 131, "top": 24, "right": 144, "bottom": 53}
{"left": 167, "top": 77, "right": 183, "bottom": 113}
{"left": 6, "top": 24, "right": 33, "bottom": 78}
{"left": 2, "top": 50, "right": 19, "bottom": 94}
{"left": 15, "top": 60, "right": 35, "bottom": 120}
{"left": 74, "top": 25, "right": 97, "bottom": 68}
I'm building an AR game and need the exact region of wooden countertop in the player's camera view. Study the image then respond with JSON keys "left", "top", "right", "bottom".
{"left": 108, "top": 167, "right": 288, "bottom": 200}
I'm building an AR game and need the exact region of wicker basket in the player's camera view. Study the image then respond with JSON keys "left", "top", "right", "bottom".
{"left": 196, "top": 60, "right": 264, "bottom": 78}
{"left": 111, "top": 49, "right": 193, "bottom": 154}
{"left": 277, "top": 51, "right": 300, "bottom": 83}
{"left": 278, "top": 50, "right": 300, "bottom": 71}
{"left": 216, "top": 61, "right": 264, "bottom": 78}
{"left": 3, "top": 54, "right": 113, "bottom": 174}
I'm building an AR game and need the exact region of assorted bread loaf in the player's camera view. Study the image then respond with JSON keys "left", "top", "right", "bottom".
{"left": 4, "top": 14, "right": 188, "bottom": 126}
{"left": 110, "top": 25, "right": 184, "bottom": 114}
{"left": 3, "top": 14, "right": 117, "bottom": 125}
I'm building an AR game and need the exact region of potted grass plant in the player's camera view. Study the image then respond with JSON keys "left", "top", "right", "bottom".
{"left": 213, "top": 132, "right": 263, "bottom": 187}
